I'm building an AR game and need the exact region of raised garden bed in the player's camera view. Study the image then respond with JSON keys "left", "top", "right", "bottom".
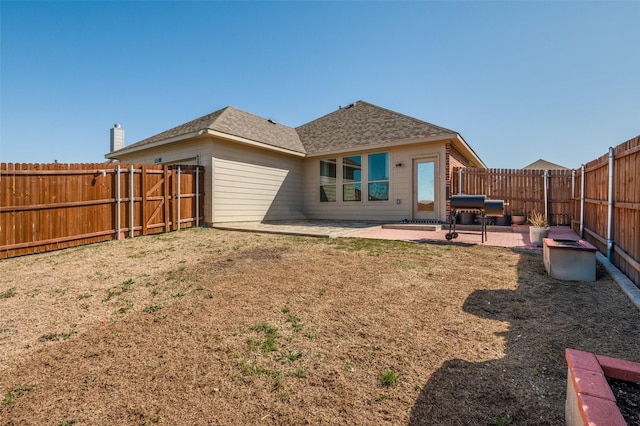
{"left": 565, "top": 348, "right": 640, "bottom": 425}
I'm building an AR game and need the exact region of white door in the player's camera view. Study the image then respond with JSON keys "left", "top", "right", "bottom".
{"left": 413, "top": 159, "right": 437, "bottom": 220}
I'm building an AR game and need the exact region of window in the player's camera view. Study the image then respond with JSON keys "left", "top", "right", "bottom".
{"left": 368, "top": 152, "right": 389, "bottom": 201}
{"left": 342, "top": 155, "right": 361, "bottom": 201}
{"left": 320, "top": 159, "right": 336, "bottom": 202}
{"left": 320, "top": 153, "right": 390, "bottom": 203}
{"left": 416, "top": 161, "right": 435, "bottom": 211}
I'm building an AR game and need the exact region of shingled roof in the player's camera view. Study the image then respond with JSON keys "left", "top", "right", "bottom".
{"left": 296, "top": 101, "right": 457, "bottom": 154}
{"left": 114, "top": 106, "right": 306, "bottom": 154}
{"left": 109, "top": 101, "right": 465, "bottom": 159}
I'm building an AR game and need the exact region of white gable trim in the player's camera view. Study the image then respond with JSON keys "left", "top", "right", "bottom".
{"left": 106, "top": 129, "right": 306, "bottom": 160}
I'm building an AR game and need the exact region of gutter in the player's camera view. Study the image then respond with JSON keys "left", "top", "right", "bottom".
{"left": 305, "top": 133, "right": 475, "bottom": 159}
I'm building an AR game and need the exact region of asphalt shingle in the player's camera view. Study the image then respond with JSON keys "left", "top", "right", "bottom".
{"left": 110, "top": 100, "right": 458, "bottom": 157}
{"left": 214, "top": 107, "right": 305, "bottom": 153}
{"left": 128, "top": 109, "right": 227, "bottom": 148}
{"left": 112, "top": 106, "right": 305, "bottom": 154}
{"left": 296, "top": 101, "right": 457, "bottom": 155}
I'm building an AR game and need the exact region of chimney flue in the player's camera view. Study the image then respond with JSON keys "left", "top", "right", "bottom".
{"left": 110, "top": 124, "right": 125, "bottom": 152}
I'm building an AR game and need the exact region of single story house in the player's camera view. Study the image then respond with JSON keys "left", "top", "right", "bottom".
{"left": 105, "top": 100, "right": 486, "bottom": 225}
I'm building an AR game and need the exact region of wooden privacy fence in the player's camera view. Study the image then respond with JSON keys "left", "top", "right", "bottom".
{"left": 452, "top": 135, "right": 640, "bottom": 288}
{"left": 573, "top": 135, "right": 640, "bottom": 288}
{"left": 451, "top": 167, "right": 574, "bottom": 225}
{"left": 0, "top": 163, "right": 205, "bottom": 259}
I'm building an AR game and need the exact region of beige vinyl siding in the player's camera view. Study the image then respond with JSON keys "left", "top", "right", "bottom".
{"left": 303, "top": 143, "right": 448, "bottom": 222}
{"left": 111, "top": 134, "right": 457, "bottom": 224}
{"left": 212, "top": 140, "right": 305, "bottom": 223}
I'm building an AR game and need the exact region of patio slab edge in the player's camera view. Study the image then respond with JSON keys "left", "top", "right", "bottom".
{"left": 211, "top": 225, "right": 331, "bottom": 239}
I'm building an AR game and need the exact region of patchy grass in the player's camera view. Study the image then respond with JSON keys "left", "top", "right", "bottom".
{"left": 0, "top": 227, "right": 639, "bottom": 425}
{"left": 377, "top": 369, "right": 399, "bottom": 387}
{"left": 144, "top": 303, "right": 163, "bottom": 313}
{"left": 0, "top": 288, "right": 16, "bottom": 299}
{"left": 38, "top": 327, "right": 77, "bottom": 343}
{"left": 286, "top": 314, "right": 304, "bottom": 332}
{"left": 1, "top": 384, "right": 36, "bottom": 407}
{"left": 249, "top": 322, "right": 279, "bottom": 353}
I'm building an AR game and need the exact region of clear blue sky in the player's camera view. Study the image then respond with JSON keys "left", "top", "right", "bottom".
{"left": 1, "top": 1, "right": 638, "bottom": 169}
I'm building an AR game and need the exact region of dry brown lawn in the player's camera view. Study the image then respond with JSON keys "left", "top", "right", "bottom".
{"left": 1, "top": 227, "right": 639, "bottom": 425}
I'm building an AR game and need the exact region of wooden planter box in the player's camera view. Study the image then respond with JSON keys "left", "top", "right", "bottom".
{"left": 565, "top": 348, "right": 640, "bottom": 425}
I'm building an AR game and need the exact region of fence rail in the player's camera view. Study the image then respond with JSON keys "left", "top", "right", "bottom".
{"left": 0, "top": 163, "right": 204, "bottom": 259}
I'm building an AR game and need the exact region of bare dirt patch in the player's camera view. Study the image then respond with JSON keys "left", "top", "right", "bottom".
{"left": 1, "top": 228, "right": 639, "bottom": 425}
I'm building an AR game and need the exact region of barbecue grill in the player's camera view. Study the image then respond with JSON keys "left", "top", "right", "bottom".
{"left": 447, "top": 195, "right": 505, "bottom": 243}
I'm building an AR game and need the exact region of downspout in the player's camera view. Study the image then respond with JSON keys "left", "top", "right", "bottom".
{"left": 580, "top": 164, "right": 585, "bottom": 239}
{"left": 458, "top": 168, "right": 463, "bottom": 195}
{"left": 607, "top": 147, "right": 614, "bottom": 261}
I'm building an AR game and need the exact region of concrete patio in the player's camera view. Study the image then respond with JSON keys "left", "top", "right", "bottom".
{"left": 212, "top": 220, "right": 579, "bottom": 250}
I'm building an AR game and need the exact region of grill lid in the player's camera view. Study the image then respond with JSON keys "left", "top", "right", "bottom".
{"left": 484, "top": 200, "right": 505, "bottom": 216}
{"left": 450, "top": 195, "right": 486, "bottom": 209}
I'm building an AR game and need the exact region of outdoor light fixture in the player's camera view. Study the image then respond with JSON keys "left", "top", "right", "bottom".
{"left": 395, "top": 162, "right": 403, "bottom": 167}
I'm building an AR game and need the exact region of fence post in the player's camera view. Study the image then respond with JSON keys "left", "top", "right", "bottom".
{"left": 544, "top": 170, "right": 548, "bottom": 222}
{"left": 129, "top": 165, "right": 135, "bottom": 238}
{"left": 177, "top": 166, "right": 181, "bottom": 231}
{"left": 116, "top": 165, "right": 121, "bottom": 240}
{"left": 458, "top": 168, "right": 463, "bottom": 195}
{"left": 607, "top": 147, "right": 615, "bottom": 261}
{"left": 141, "top": 165, "right": 147, "bottom": 236}
{"left": 571, "top": 169, "right": 575, "bottom": 228}
{"left": 163, "top": 166, "right": 170, "bottom": 232}
{"left": 580, "top": 164, "right": 585, "bottom": 238}
{"left": 195, "top": 166, "right": 199, "bottom": 227}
